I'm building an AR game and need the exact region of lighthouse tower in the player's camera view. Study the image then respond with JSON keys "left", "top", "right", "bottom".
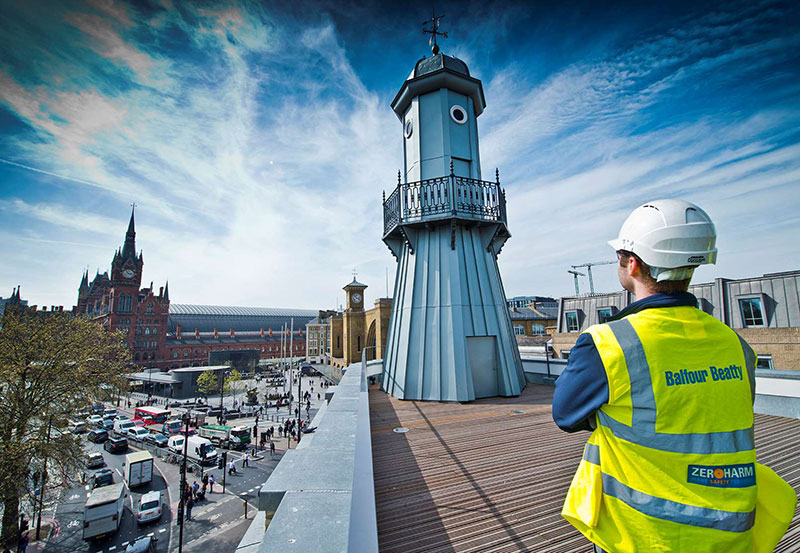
{"left": 381, "top": 28, "right": 525, "bottom": 401}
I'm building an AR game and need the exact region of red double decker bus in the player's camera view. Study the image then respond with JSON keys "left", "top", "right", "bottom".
{"left": 134, "top": 406, "right": 171, "bottom": 425}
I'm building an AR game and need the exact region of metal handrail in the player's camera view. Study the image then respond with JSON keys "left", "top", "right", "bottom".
{"left": 383, "top": 173, "right": 506, "bottom": 236}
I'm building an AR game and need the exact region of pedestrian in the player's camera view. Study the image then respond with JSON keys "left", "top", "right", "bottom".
{"left": 209, "top": 474, "right": 215, "bottom": 493}
{"left": 317, "top": 393, "right": 320, "bottom": 401}
{"left": 229, "top": 459, "right": 237, "bottom": 475}
{"left": 186, "top": 495, "right": 194, "bottom": 521}
{"left": 202, "top": 473, "right": 208, "bottom": 495}
{"left": 192, "top": 480, "right": 199, "bottom": 499}
{"left": 270, "top": 441, "right": 275, "bottom": 458}
{"left": 243, "top": 451, "right": 249, "bottom": 467}
{"left": 17, "top": 532, "right": 28, "bottom": 553}
{"left": 553, "top": 199, "right": 796, "bottom": 552}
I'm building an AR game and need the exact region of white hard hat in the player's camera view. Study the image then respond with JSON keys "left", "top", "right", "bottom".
{"left": 608, "top": 199, "right": 717, "bottom": 282}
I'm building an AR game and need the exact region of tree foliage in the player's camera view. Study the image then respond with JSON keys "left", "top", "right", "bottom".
{"left": 195, "top": 369, "right": 221, "bottom": 396}
{"left": 0, "top": 306, "right": 130, "bottom": 546}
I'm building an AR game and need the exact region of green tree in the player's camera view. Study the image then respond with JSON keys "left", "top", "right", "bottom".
{"left": 0, "top": 305, "right": 129, "bottom": 546}
{"left": 196, "top": 369, "right": 221, "bottom": 396}
{"left": 225, "top": 369, "right": 243, "bottom": 405}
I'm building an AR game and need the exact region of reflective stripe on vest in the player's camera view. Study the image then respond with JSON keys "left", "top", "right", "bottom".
{"left": 582, "top": 443, "right": 756, "bottom": 533}
{"left": 598, "top": 319, "right": 756, "bottom": 455}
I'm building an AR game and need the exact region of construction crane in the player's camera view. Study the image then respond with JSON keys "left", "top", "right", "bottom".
{"left": 571, "top": 261, "right": 616, "bottom": 294}
{"left": 567, "top": 269, "right": 585, "bottom": 295}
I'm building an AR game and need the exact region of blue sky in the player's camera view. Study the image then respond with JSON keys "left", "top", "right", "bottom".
{"left": 1, "top": 0, "right": 798, "bottom": 309}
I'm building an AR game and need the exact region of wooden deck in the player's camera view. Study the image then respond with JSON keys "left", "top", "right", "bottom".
{"left": 370, "top": 384, "right": 800, "bottom": 553}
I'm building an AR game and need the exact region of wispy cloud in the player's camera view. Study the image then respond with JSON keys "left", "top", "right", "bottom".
{"left": 0, "top": 0, "right": 797, "bottom": 307}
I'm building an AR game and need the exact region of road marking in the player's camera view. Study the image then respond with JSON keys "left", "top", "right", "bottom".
{"left": 147, "top": 532, "right": 154, "bottom": 537}
{"left": 115, "top": 468, "right": 122, "bottom": 477}
{"left": 240, "top": 492, "right": 248, "bottom": 496}
{"left": 69, "top": 493, "right": 80, "bottom": 500}
{"left": 84, "top": 485, "right": 90, "bottom": 491}
{"left": 121, "top": 542, "right": 129, "bottom": 546}
{"left": 159, "top": 528, "right": 167, "bottom": 533}
{"left": 109, "top": 547, "right": 117, "bottom": 551}
{"left": 248, "top": 488, "right": 254, "bottom": 492}
{"left": 67, "top": 520, "right": 81, "bottom": 528}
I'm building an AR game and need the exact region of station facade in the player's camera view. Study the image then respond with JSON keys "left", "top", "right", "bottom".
{"left": 73, "top": 208, "right": 315, "bottom": 370}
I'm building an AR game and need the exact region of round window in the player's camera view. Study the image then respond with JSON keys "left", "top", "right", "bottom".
{"left": 404, "top": 118, "right": 413, "bottom": 138}
{"left": 450, "top": 105, "right": 467, "bottom": 125}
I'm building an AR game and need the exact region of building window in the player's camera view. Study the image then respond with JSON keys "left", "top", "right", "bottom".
{"left": 184, "top": 350, "right": 188, "bottom": 358}
{"left": 598, "top": 309, "right": 613, "bottom": 324}
{"left": 513, "top": 324, "right": 525, "bottom": 336}
{"left": 531, "top": 324, "right": 546, "bottom": 336}
{"left": 145, "top": 327, "right": 151, "bottom": 335}
{"left": 561, "top": 349, "right": 572, "bottom": 360}
{"left": 756, "top": 354, "right": 773, "bottom": 370}
{"left": 173, "top": 351, "right": 178, "bottom": 359}
{"left": 357, "top": 336, "right": 361, "bottom": 351}
{"left": 739, "top": 298, "right": 765, "bottom": 327}
{"left": 565, "top": 311, "right": 579, "bottom": 332}
{"left": 146, "top": 303, "right": 153, "bottom": 314}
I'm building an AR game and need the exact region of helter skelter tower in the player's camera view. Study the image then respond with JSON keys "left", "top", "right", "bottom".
{"left": 381, "top": 16, "right": 525, "bottom": 401}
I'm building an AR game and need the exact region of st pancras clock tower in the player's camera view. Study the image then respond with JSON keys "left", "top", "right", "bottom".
{"left": 380, "top": 15, "right": 525, "bottom": 401}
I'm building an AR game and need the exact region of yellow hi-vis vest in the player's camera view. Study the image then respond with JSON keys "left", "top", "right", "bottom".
{"left": 562, "top": 306, "right": 797, "bottom": 553}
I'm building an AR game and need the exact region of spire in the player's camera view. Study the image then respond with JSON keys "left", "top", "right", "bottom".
{"left": 163, "top": 281, "right": 170, "bottom": 301}
{"left": 121, "top": 204, "right": 137, "bottom": 262}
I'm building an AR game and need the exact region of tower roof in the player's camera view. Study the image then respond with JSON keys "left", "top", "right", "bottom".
{"left": 343, "top": 278, "right": 367, "bottom": 290}
{"left": 120, "top": 205, "right": 137, "bottom": 263}
{"left": 409, "top": 53, "right": 470, "bottom": 80}
{"left": 392, "top": 52, "right": 486, "bottom": 120}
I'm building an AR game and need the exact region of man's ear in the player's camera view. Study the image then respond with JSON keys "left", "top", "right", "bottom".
{"left": 627, "top": 254, "right": 643, "bottom": 278}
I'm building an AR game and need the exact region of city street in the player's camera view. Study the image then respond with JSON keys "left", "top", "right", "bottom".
{"left": 36, "top": 370, "right": 330, "bottom": 553}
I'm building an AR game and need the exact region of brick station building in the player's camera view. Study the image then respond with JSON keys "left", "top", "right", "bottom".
{"left": 73, "top": 208, "right": 315, "bottom": 369}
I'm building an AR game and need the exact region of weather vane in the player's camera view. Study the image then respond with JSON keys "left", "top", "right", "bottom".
{"left": 423, "top": 8, "right": 447, "bottom": 55}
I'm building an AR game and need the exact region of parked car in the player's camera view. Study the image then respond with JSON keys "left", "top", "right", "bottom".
{"left": 88, "top": 415, "right": 104, "bottom": 427}
{"left": 136, "top": 491, "right": 163, "bottom": 525}
{"left": 144, "top": 433, "right": 168, "bottom": 448}
{"left": 132, "top": 419, "right": 146, "bottom": 427}
{"left": 69, "top": 420, "right": 88, "bottom": 434}
{"left": 127, "top": 427, "right": 150, "bottom": 441}
{"left": 103, "top": 408, "right": 118, "bottom": 419}
{"left": 86, "top": 452, "right": 105, "bottom": 469}
{"left": 104, "top": 436, "right": 128, "bottom": 454}
{"left": 88, "top": 429, "right": 109, "bottom": 443}
{"left": 91, "top": 468, "right": 114, "bottom": 489}
{"left": 102, "top": 418, "right": 115, "bottom": 430}
{"left": 125, "top": 536, "right": 157, "bottom": 553}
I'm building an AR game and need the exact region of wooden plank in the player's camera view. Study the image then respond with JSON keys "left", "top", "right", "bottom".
{"left": 371, "top": 385, "right": 800, "bottom": 553}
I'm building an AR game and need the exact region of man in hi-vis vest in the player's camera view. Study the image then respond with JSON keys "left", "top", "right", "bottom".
{"left": 553, "top": 199, "right": 796, "bottom": 553}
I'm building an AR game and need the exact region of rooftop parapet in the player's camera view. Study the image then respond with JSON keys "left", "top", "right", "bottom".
{"left": 253, "top": 353, "right": 378, "bottom": 552}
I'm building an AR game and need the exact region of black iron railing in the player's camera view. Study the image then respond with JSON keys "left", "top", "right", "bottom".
{"left": 383, "top": 171, "right": 506, "bottom": 237}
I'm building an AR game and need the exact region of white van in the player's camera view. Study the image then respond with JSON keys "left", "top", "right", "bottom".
{"left": 114, "top": 420, "right": 136, "bottom": 436}
{"left": 167, "top": 435, "right": 185, "bottom": 454}
{"left": 186, "top": 436, "right": 217, "bottom": 466}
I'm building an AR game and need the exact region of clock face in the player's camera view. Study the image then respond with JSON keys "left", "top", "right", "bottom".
{"left": 122, "top": 269, "right": 135, "bottom": 278}
{"left": 352, "top": 293, "right": 362, "bottom": 303}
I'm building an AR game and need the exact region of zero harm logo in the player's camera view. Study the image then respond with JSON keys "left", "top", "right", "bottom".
{"left": 687, "top": 463, "right": 755, "bottom": 488}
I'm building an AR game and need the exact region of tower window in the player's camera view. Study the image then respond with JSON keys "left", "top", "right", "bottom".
{"left": 404, "top": 118, "right": 413, "bottom": 138}
{"left": 450, "top": 105, "right": 467, "bottom": 125}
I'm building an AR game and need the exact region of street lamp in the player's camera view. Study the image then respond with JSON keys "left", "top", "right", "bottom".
{"left": 177, "top": 412, "right": 190, "bottom": 552}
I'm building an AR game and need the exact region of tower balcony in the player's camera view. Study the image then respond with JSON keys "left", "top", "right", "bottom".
{"left": 383, "top": 171, "right": 508, "bottom": 239}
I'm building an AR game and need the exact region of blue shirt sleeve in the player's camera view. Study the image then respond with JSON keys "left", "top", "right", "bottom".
{"left": 552, "top": 332, "right": 609, "bottom": 433}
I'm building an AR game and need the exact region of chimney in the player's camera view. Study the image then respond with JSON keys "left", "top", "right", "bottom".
{"left": 268, "top": 328, "right": 272, "bottom": 337}
{"left": 43, "top": 306, "right": 48, "bottom": 311}
{"left": 195, "top": 328, "right": 199, "bottom": 338}
{"left": 260, "top": 328, "right": 265, "bottom": 337}
{"left": 299, "top": 327, "right": 303, "bottom": 336}
{"left": 214, "top": 328, "right": 218, "bottom": 339}
{"left": 176, "top": 325, "right": 182, "bottom": 339}
{"left": 159, "top": 286, "right": 164, "bottom": 297}
{"left": 230, "top": 328, "right": 235, "bottom": 337}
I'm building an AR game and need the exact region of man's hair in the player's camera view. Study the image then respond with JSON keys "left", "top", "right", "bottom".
{"left": 618, "top": 250, "right": 692, "bottom": 294}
